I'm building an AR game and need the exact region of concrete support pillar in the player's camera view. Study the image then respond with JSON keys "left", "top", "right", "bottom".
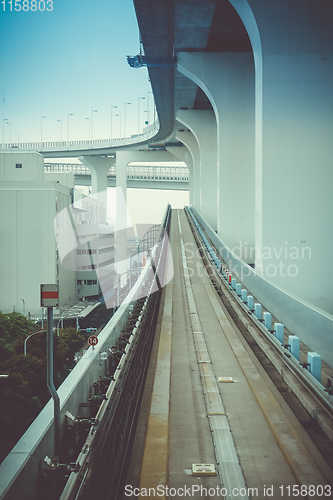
{"left": 114, "top": 151, "right": 131, "bottom": 284}
{"left": 79, "top": 155, "right": 115, "bottom": 195}
{"left": 115, "top": 150, "right": 179, "bottom": 284}
{"left": 177, "top": 110, "right": 217, "bottom": 230}
{"left": 178, "top": 52, "right": 255, "bottom": 262}
{"left": 166, "top": 142, "right": 193, "bottom": 204}
{"left": 229, "top": 0, "right": 333, "bottom": 313}
{"left": 78, "top": 156, "right": 115, "bottom": 224}
{"left": 174, "top": 129, "right": 200, "bottom": 210}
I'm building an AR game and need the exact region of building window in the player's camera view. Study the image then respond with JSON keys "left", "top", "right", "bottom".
{"left": 77, "top": 279, "right": 87, "bottom": 285}
{"left": 15, "top": 163, "right": 22, "bottom": 168}
{"left": 87, "top": 280, "right": 93, "bottom": 285}
{"left": 92, "top": 280, "right": 97, "bottom": 285}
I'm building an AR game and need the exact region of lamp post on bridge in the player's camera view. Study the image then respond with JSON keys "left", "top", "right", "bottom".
{"left": 57, "top": 119, "right": 62, "bottom": 142}
{"left": 116, "top": 114, "right": 121, "bottom": 138}
{"left": 2, "top": 118, "right": 7, "bottom": 145}
{"left": 40, "top": 115, "right": 46, "bottom": 144}
{"left": 147, "top": 91, "right": 153, "bottom": 124}
{"left": 91, "top": 109, "right": 97, "bottom": 141}
{"left": 110, "top": 105, "right": 117, "bottom": 140}
{"left": 138, "top": 96, "right": 145, "bottom": 136}
{"left": 7, "top": 122, "right": 11, "bottom": 147}
{"left": 85, "top": 117, "right": 90, "bottom": 140}
{"left": 124, "top": 102, "right": 131, "bottom": 138}
{"left": 67, "top": 113, "right": 73, "bottom": 144}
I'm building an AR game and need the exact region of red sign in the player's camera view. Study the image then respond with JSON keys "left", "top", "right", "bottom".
{"left": 88, "top": 335, "right": 98, "bottom": 347}
{"left": 41, "top": 284, "right": 59, "bottom": 307}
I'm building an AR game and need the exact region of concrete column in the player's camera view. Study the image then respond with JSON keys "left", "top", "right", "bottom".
{"left": 178, "top": 52, "right": 255, "bottom": 263}
{"left": 115, "top": 150, "right": 179, "bottom": 284}
{"left": 177, "top": 110, "right": 217, "bottom": 230}
{"left": 78, "top": 155, "right": 115, "bottom": 224}
{"left": 79, "top": 155, "right": 115, "bottom": 195}
{"left": 175, "top": 129, "right": 200, "bottom": 210}
{"left": 114, "top": 151, "right": 131, "bottom": 284}
{"left": 230, "top": 0, "right": 333, "bottom": 313}
{"left": 166, "top": 142, "right": 193, "bottom": 205}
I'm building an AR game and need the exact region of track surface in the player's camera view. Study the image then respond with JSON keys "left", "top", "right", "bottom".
{"left": 124, "top": 210, "right": 333, "bottom": 500}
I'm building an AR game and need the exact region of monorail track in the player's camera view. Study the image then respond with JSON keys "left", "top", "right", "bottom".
{"left": 125, "top": 209, "right": 333, "bottom": 500}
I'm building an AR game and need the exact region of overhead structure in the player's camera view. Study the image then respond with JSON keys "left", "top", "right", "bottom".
{"left": 131, "top": 0, "right": 333, "bottom": 318}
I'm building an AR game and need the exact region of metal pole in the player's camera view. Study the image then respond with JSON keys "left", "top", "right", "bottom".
{"left": 2, "top": 118, "right": 7, "bottom": 145}
{"left": 47, "top": 307, "right": 60, "bottom": 458}
{"left": 111, "top": 106, "right": 117, "bottom": 140}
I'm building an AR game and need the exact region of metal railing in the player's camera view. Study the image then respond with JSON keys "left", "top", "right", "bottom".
{"left": 0, "top": 122, "right": 159, "bottom": 151}
{"left": 44, "top": 163, "right": 189, "bottom": 183}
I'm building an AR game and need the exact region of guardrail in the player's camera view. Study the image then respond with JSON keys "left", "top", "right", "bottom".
{"left": 0, "top": 122, "right": 159, "bottom": 151}
{"left": 189, "top": 206, "right": 333, "bottom": 370}
{"left": 44, "top": 163, "right": 189, "bottom": 182}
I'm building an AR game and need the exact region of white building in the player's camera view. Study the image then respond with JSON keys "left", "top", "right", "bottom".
{"left": 71, "top": 195, "right": 115, "bottom": 301}
{"left": 0, "top": 151, "right": 76, "bottom": 315}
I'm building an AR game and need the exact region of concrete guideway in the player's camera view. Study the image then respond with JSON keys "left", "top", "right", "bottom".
{"left": 125, "top": 209, "right": 333, "bottom": 499}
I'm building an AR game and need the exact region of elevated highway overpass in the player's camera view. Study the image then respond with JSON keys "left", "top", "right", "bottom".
{"left": 1, "top": 1, "right": 333, "bottom": 498}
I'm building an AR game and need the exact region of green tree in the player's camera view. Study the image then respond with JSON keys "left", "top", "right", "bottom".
{"left": 0, "top": 316, "right": 86, "bottom": 464}
{"left": 0, "top": 372, "right": 42, "bottom": 463}
{"left": 0, "top": 311, "right": 35, "bottom": 345}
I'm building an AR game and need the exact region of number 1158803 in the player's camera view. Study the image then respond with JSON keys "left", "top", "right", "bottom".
{"left": 1, "top": 0, "right": 53, "bottom": 11}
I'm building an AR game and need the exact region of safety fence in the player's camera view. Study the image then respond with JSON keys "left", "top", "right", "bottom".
{"left": 44, "top": 163, "right": 189, "bottom": 183}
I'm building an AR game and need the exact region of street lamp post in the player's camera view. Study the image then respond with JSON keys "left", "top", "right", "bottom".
{"left": 24, "top": 329, "right": 46, "bottom": 356}
{"left": 110, "top": 105, "right": 117, "bottom": 140}
{"left": 124, "top": 102, "right": 131, "bottom": 137}
{"left": 21, "top": 299, "right": 25, "bottom": 317}
{"left": 147, "top": 91, "right": 153, "bottom": 123}
{"left": 138, "top": 96, "right": 145, "bottom": 135}
{"left": 67, "top": 113, "right": 73, "bottom": 143}
{"left": 116, "top": 114, "right": 121, "bottom": 138}
{"left": 91, "top": 109, "right": 97, "bottom": 141}
{"left": 85, "top": 117, "right": 90, "bottom": 140}
{"left": 7, "top": 122, "right": 11, "bottom": 146}
{"left": 41, "top": 115, "right": 46, "bottom": 143}
{"left": 57, "top": 119, "right": 62, "bottom": 142}
{"left": 2, "top": 118, "right": 7, "bottom": 145}
{"left": 57, "top": 311, "right": 66, "bottom": 336}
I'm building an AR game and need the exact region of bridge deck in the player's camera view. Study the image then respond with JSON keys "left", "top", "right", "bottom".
{"left": 124, "top": 209, "right": 332, "bottom": 499}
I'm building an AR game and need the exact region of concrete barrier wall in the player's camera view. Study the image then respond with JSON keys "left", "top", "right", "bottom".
{"left": 0, "top": 301, "right": 132, "bottom": 500}
{"left": 190, "top": 207, "right": 333, "bottom": 369}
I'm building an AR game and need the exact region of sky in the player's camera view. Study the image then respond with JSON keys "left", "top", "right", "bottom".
{"left": 0, "top": 0, "right": 154, "bottom": 143}
{"left": 0, "top": 0, "right": 189, "bottom": 219}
